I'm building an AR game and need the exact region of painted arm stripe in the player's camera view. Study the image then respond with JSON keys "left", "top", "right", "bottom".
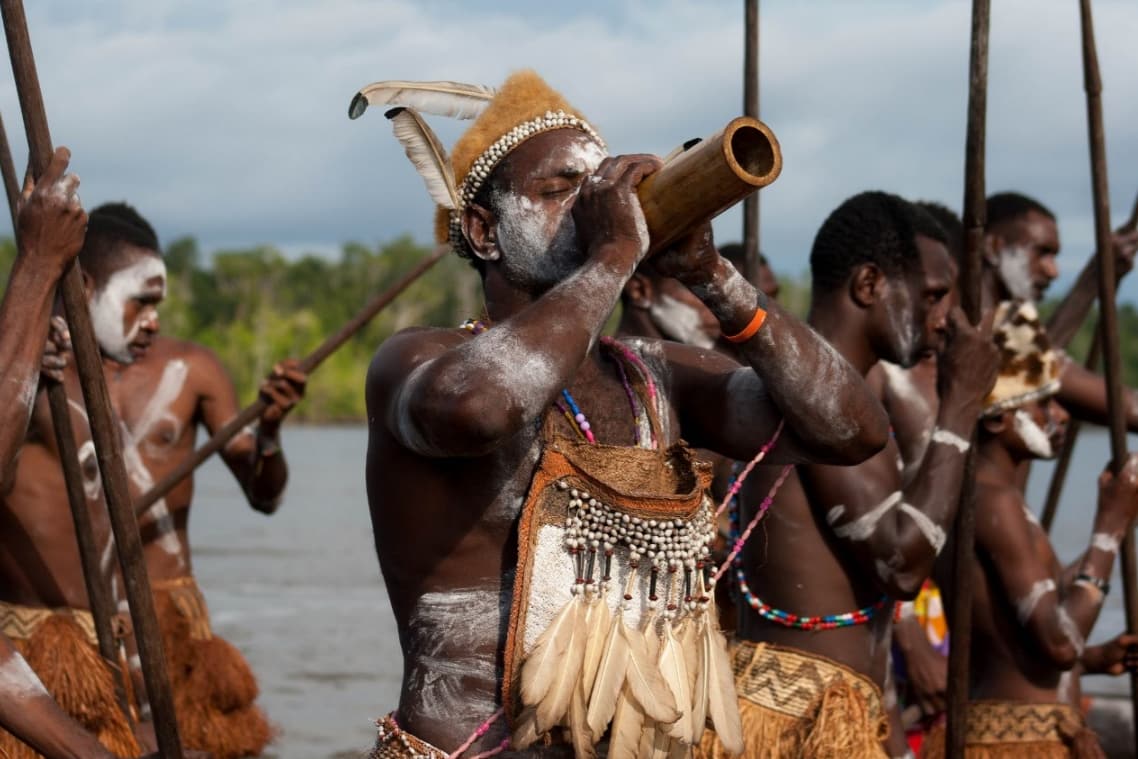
{"left": 829, "top": 491, "right": 902, "bottom": 541}
{"left": 1016, "top": 578, "right": 1057, "bottom": 625}
{"left": 897, "top": 502, "right": 947, "bottom": 554}
{"left": 930, "top": 427, "right": 970, "bottom": 453}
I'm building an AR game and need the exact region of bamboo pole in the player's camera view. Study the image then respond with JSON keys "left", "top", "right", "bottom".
{"left": 0, "top": 3, "right": 184, "bottom": 755}
{"left": 134, "top": 243, "right": 449, "bottom": 514}
{"left": 0, "top": 111, "right": 131, "bottom": 720}
{"left": 742, "top": 0, "right": 761, "bottom": 286}
{"left": 1079, "top": 1, "right": 1138, "bottom": 751}
{"left": 945, "top": 0, "right": 990, "bottom": 754}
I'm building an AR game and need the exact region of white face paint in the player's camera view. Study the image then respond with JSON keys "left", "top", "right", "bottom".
{"left": 491, "top": 136, "right": 608, "bottom": 291}
{"left": 89, "top": 256, "right": 166, "bottom": 364}
{"left": 883, "top": 282, "right": 919, "bottom": 367}
{"left": 996, "top": 245, "right": 1035, "bottom": 300}
{"left": 649, "top": 293, "right": 715, "bottom": 349}
{"left": 1013, "top": 408, "right": 1054, "bottom": 459}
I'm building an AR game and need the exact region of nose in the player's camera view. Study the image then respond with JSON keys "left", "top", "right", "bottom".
{"left": 140, "top": 308, "right": 159, "bottom": 334}
{"left": 1040, "top": 254, "right": 1059, "bottom": 282}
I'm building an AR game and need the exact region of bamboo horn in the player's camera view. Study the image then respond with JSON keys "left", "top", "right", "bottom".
{"left": 0, "top": 111, "right": 132, "bottom": 721}
{"left": 1041, "top": 194, "right": 1138, "bottom": 533}
{"left": 945, "top": 0, "right": 990, "bottom": 754}
{"left": 1079, "top": 3, "right": 1138, "bottom": 753}
{"left": 0, "top": 3, "right": 184, "bottom": 755}
{"left": 742, "top": 0, "right": 761, "bottom": 286}
{"left": 134, "top": 244, "right": 449, "bottom": 515}
{"left": 639, "top": 116, "right": 781, "bottom": 256}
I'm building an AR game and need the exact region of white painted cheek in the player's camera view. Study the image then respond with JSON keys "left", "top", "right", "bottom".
{"left": 885, "top": 287, "right": 917, "bottom": 365}
{"left": 997, "top": 246, "right": 1035, "bottom": 300}
{"left": 648, "top": 294, "right": 715, "bottom": 349}
{"left": 89, "top": 288, "right": 132, "bottom": 363}
{"left": 1013, "top": 409, "right": 1054, "bottom": 458}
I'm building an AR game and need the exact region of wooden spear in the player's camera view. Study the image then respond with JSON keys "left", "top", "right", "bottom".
{"left": 1079, "top": 1, "right": 1138, "bottom": 750}
{"left": 134, "top": 243, "right": 448, "bottom": 514}
{"left": 0, "top": 111, "right": 131, "bottom": 719}
{"left": 742, "top": 0, "right": 761, "bottom": 285}
{"left": 945, "top": 0, "right": 990, "bottom": 754}
{"left": 0, "top": 2, "right": 184, "bottom": 755}
{"left": 1041, "top": 194, "right": 1138, "bottom": 532}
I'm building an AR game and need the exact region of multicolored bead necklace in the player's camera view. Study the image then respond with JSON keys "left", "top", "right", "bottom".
{"left": 726, "top": 472, "right": 889, "bottom": 630}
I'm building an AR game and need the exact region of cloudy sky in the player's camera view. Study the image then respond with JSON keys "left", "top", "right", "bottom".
{"left": 1, "top": 0, "right": 1136, "bottom": 300}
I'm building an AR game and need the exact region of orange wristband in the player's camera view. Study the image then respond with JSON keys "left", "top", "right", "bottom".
{"left": 723, "top": 306, "right": 767, "bottom": 343}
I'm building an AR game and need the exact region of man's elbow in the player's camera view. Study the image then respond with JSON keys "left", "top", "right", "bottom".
{"left": 818, "top": 403, "right": 890, "bottom": 466}
{"left": 1039, "top": 638, "right": 1080, "bottom": 671}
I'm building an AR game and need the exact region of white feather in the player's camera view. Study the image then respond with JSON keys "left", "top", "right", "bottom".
{"left": 657, "top": 621, "right": 692, "bottom": 744}
{"left": 688, "top": 614, "right": 709, "bottom": 744}
{"left": 536, "top": 594, "right": 587, "bottom": 732}
{"left": 386, "top": 108, "right": 459, "bottom": 209}
{"left": 705, "top": 615, "right": 743, "bottom": 755}
{"left": 624, "top": 617, "right": 681, "bottom": 727}
{"left": 353, "top": 80, "right": 496, "bottom": 120}
{"left": 587, "top": 606, "right": 631, "bottom": 737}
{"left": 521, "top": 595, "right": 580, "bottom": 708}
{"left": 610, "top": 689, "right": 645, "bottom": 759}
{"left": 511, "top": 706, "right": 542, "bottom": 750}
{"left": 580, "top": 593, "right": 612, "bottom": 700}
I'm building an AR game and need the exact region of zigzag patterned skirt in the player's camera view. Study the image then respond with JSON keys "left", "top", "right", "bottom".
{"left": 696, "top": 640, "right": 889, "bottom": 758}
{"left": 919, "top": 701, "right": 1105, "bottom": 758}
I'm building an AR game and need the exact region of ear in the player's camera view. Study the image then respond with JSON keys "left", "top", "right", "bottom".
{"left": 982, "top": 233, "right": 1003, "bottom": 267}
{"left": 623, "top": 273, "right": 654, "bottom": 310}
{"left": 849, "top": 263, "right": 884, "bottom": 308}
{"left": 981, "top": 413, "right": 1006, "bottom": 436}
{"left": 80, "top": 267, "right": 96, "bottom": 300}
{"left": 461, "top": 202, "right": 500, "bottom": 262}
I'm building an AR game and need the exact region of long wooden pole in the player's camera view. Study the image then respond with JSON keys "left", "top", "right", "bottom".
{"left": 0, "top": 112, "right": 131, "bottom": 720}
{"left": 0, "top": 3, "right": 184, "bottom": 755}
{"left": 1079, "top": 2, "right": 1138, "bottom": 751}
{"left": 946, "top": 1, "right": 990, "bottom": 754}
{"left": 1041, "top": 195, "right": 1138, "bottom": 533}
{"left": 742, "top": 0, "right": 761, "bottom": 285}
{"left": 134, "top": 243, "right": 449, "bottom": 514}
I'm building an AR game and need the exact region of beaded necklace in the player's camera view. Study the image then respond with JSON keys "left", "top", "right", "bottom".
{"left": 725, "top": 467, "right": 889, "bottom": 630}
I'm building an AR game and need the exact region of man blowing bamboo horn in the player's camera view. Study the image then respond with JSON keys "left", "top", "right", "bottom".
{"left": 357, "top": 69, "right": 889, "bottom": 758}
{"left": 0, "top": 147, "right": 145, "bottom": 759}
{"left": 698, "top": 193, "right": 1000, "bottom": 759}
{"left": 1, "top": 198, "right": 306, "bottom": 758}
{"left": 921, "top": 301, "right": 1138, "bottom": 759}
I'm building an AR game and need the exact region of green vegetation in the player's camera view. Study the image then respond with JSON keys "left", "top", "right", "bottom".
{"left": 1, "top": 236, "right": 1135, "bottom": 422}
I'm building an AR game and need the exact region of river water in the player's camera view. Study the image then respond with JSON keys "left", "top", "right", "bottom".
{"left": 187, "top": 425, "right": 1135, "bottom": 758}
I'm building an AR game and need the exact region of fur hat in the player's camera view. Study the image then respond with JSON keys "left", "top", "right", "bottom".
{"left": 349, "top": 70, "right": 604, "bottom": 261}
{"left": 981, "top": 300, "right": 1061, "bottom": 417}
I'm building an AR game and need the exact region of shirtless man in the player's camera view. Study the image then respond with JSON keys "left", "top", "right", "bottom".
{"left": 701, "top": 192, "right": 999, "bottom": 758}
{"left": 77, "top": 202, "right": 304, "bottom": 758}
{"left": 0, "top": 148, "right": 143, "bottom": 759}
{"left": 924, "top": 300, "right": 1138, "bottom": 757}
{"left": 2, "top": 199, "right": 305, "bottom": 758}
{"left": 363, "top": 70, "right": 888, "bottom": 757}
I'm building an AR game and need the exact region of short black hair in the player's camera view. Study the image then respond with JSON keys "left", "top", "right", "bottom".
{"left": 986, "top": 192, "right": 1055, "bottom": 230}
{"left": 79, "top": 202, "right": 161, "bottom": 284}
{"left": 810, "top": 191, "right": 945, "bottom": 294}
{"left": 915, "top": 201, "right": 963, "bottom": 261}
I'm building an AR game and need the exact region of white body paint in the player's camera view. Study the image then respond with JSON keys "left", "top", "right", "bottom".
{"left": 121, "top": 359, "right": 189, "bottom": 565}
{"left": 884, "top": 285, "right": 918, "bottom": 366}
{"left": 1015, "top": 578, "right": 1056, "bottom": 625}
{"left": 1057, "top": 671, "right": 1075, "bottom": 705}
{"left": 931, "top": 427, "right": 970, "bottom": 454}
{"left": 405, "top": 586, "right": 505, "bottom": 722}
{"left": 1013, "top": 409, "right": 1054, "bottom": 458}
{"left": 89, "top": 256, "right": 166, "bottom": 364}
{"left": 898, "top": 502, "right": 947, "bottom": 553}
{"left": 828, "top": 491, "right": 902, "bottom": 541}
{"left": 1056, "top": 607, "right": 1085, "bottom": 655}
{"left": 996, "top": 245, "right": 1035, "bottom": 300}
{"left": 0, "top": 651, "right": 50, "bottom": 698}
{"left": 1091, "top": 532, "right": 1121, "bottom": 554}
{"left": 649, "top": 293, "right": 715, "bottom": 349}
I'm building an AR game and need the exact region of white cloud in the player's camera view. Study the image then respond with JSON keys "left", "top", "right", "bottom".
{"left": 1, "top": 0, "right": 1136, "bottom": 300}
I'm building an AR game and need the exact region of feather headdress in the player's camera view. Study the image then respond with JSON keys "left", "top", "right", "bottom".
{"left": 350, "top": 70, "right": 605, "bottom": 260}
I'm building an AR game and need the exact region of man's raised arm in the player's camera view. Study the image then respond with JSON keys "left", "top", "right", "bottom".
{"left": 0, "top": 147, "right": 85, "bottom": 490}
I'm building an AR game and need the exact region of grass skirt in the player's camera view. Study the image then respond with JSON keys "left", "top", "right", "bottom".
{"left": 153, "top": 575, "right": 273, "bottom": 759}
{"left": 695, "top": 640, "right": 889, "bottom": 759}
{"left": 919, "top": 701, "right": 1105, "bottom": 759}
{"left": 0, "top": 603, "right": 140, "bottom": 759}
